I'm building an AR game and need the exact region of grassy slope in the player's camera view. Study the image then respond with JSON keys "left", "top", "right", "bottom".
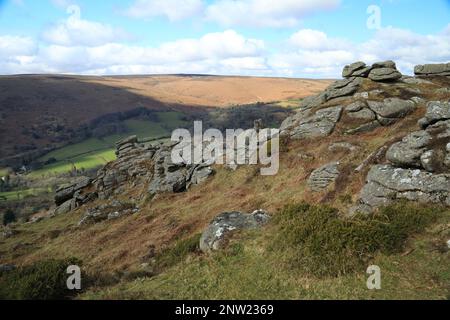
{"left": 82, "top": 212, "right": 450, "bottom": 300}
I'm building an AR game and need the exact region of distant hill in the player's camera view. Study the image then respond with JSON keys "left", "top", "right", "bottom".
{"left": 0, "top": 75, "right": 331, "bottom": 162}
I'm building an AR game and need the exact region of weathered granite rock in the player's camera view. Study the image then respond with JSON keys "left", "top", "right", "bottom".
{"left": 367, "top": 98, "right": 416, "bottom": 120}
{"left": 386, "top": 131, "right": 433, "bottom": 168}
{"left": 418, "top": 101, "right": 450, "bottom": 129}
{"left": 345, "top": 101, "right": 366, "bottom": 112}
{"left": 55, "top": 177, "right": 91, "bottom": 206}
{"left": 368, "top": 68, "right": 402, "bottom": 82}
{"left": 346, "top": 121, "right": 381, "bottom": 135}
{"left": 357, "top": 165, "right": 450, "bottom": 209}
{"left": 298, "top": 94, "right": 327, "bottom": 110}
{"left": 415, "top": 63, "right": 450, "bottom": 77}
{"left": 53, "top": 136, "right": 214, "bottom": 215}
{"left": 288, "top": 106, "right": 343, "bottom": 140}
{"left": 401, "top": 77, "right": 434, "bottom": 85}
{"left": 307, "top": 162, "right": 340, "bottom": 192}
{"left": 328, "top": 142, "right": 358, "bottom": 152}
{"left": 199, "top": 210, "right": 270, "bottom": 252}
{"left": 343, "top": 61, "right": 372, "bottom": 78}
{"left": 54, "top": 198, "right": 76, "bottom": 215}
{"left": 372, "top": 60, "right": 397, "bottom": 69}
{"left": 347, "top": 108, "right": 377, "bottom": 121}
{"left": 78, "top": 201, "right": 139, "bottom": 226}
{"left": 324, "top": 77, "right": 363, "bottom": 100}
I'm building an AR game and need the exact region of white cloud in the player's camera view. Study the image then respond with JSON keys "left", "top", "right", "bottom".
{"left": 288, "top": 29, "right": 349, "bottom": 51}
{"left": 42, "top": 5, "right": 131, "bottom": 46}
{"left": 268, "top": 25, "right": 450, "bottom": 78}
{"left": 1, "top": 29, "right": 267, "bottom": 75}
{"left": 0, "top": 35, "right": 36, "bottom": 58}
{"left": 2, "top": 16, "right": 450, "bottom": 78}
{"left": 205, "top": 0, "right": 340, "bottom": 28}
{"left": 125, "top": 0, "right": 204, "bottom": 21}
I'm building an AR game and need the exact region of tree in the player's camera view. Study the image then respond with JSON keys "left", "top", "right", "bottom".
{"left": 3, "top": 210, "right": 16, "bottom": 226}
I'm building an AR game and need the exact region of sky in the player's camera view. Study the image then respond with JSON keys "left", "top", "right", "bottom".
{"left": 0, "top": 0, "right": 449, "bottom": 78}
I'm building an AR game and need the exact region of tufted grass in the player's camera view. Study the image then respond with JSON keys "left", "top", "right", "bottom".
{"left": 81, "top": 202, "right": 450, "bottom": 300}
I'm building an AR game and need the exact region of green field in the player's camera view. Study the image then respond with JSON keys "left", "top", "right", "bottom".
{"left": 0, "top": 188, "right": 51, "bottom": 201}
{"left": 269, "top": 99, "right": 303, "bottom": 109}
{"left": 0, "top": 168, "right": 8, "bottom": 177}
{"left": 31, "top": 112, "right": 188, "bottom": 177}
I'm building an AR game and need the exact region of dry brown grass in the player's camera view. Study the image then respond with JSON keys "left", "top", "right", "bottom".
{"left": 84, "top": 75, "right": 333, "bottom": 108}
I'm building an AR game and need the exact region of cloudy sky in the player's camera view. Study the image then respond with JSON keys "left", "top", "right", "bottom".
{"left": 0, "top": 0, "right": 449, "bottom": 78}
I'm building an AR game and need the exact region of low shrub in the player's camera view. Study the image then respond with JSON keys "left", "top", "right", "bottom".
{"left": 271, "top": 202, "right": 445, "bottom": 277}
{"left": 0, "top": 258, "right": 82, "bottom": 300}
{"left": 2, "top": 209, "right": 16, "bottom": 226}
{"left": 153, "top": 234, "right": 201, "bottom": 271}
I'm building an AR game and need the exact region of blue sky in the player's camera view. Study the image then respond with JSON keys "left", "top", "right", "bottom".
{"left": 0, "top": 0, "right": 449, "bottom": 77}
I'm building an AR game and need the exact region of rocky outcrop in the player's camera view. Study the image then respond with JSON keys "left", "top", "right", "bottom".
{"left": 55, "top": 177, "right": 92, "bottom": 206}
{"left": 344, "top": 98, "right": 417, "bottom": 134}
{"left": 367, "top": 98, "right": 416, "bottom": 125}
{"left": 281, "top": 61, "right": 424, "bottom": 139}
{"left": 368, "top": 68, "right": 402, "bottom": 82}
{"left": 308, "top": 162, "right": 340, "bottom": 192}
{"left": 356, "top": 165, "right": 450, "bottom": 210}
{"left": 199, "top": 210, "right": 270, "bottom": 252}
{"left": 95, "top": 136, "right": 159, "bottom": 199}
{"left": 290, "top": 106, "right": 342, "bottom": 139}
{"left": 148, "top": 144, "right": 213, "bottom": 195}
{"left": 342, "top": 60, "right": 402, "bottom": 82}
{"left": 387, "top": 119, "right": 450, "bottom": 172}
{"left": 342, "top": 61, "right": 371, "bottom": 78}
{"left": 53, "top": 136, "right": 214, "bottom": 216}
{"left": 418, "top": 101, "right": 450, "bottom": 129}
{"left": 54, "top": 177, "right": 95, "bottom": 215}
{"left": 415, "top": 63, "right": 450, "bottom": 77}
{"left": 78, "top": 200, "right": 139, "bottom": 226}
{"left": 352, "top": 99, "right": 450, "bottom": 214}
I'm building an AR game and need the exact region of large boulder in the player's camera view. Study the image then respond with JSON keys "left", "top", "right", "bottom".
{"left": 418, "top": 101, "right": 450, "bottom": 129}
{"left": 386, "top": 131, "right": 433, "bottom": 168}
{"left": 357, "top": 165, "right": 450, "bottom": 209}
{"left": 367, "top": 98, "right": 416, "bottom": 122}
{"left": 415, "top": 63, "right": 450, "bottom": 77}
{"left": 343, "top": 61, "right": 372, "bottom": 78}
{"left": 55, "top": 177, "right": 91, "bottom": 206}
{"left": 368, "top": 68, "right": 402, "bottom": 82}
{"left": 387, "top": 118, "right": 450, "bottom": 172}
{"left": 287, "top": 106, "right": 343, "bottom": 140}
{"left": 372, "top": 60, "right": 397, "bottom": 69}
{"left": 199, "top": 210, "right": 270, "bottom": 252}
{"left": 323, "top": 77, "right": 363, "bottom": 100}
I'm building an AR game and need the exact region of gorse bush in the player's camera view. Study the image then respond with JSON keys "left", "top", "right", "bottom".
{"left": 0, "top": 258, "right": 82, "bottom": 300}
{"left": 2, "top": 209, "right": 16, "bottom": 226}
{"left": 271, "top": 202, "right": 445, "bottom": 278}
